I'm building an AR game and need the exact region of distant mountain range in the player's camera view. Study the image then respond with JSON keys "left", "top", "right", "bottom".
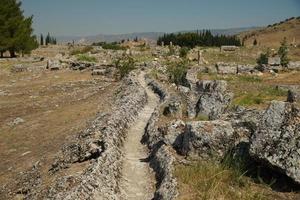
{"left": 57, "top": 27, "right": 259, "bottom": 44}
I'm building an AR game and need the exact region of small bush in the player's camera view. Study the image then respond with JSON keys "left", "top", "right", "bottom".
{"left": 114, "top": 55, "right": 135, "bottom": 78}
{"left": 77, "top": 54, "right": 97, "bottom": 62}
{"left": 168, "top": 45, "right": 175, "bottom": 56}
{"left": 179, "top": 47, "right": 189, "bottom": 58}
{"left": 166, "top": 60, "right": 188, "bottom": 86}
{"left": 70, "top": 46, "right": 93, "bottom": 55}
{"left": 278, "top": 38, "right": 289, "bottom": 68}
{"left": 257, "top": 53, "right": 269, "bottom": 66}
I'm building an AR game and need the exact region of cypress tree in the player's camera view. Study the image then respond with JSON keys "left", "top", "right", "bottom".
{"left": 40, "top": 34, "right": 44, "bottom": 45}
{"left": 45, "top": 33, "right": 50, "bottom": 45}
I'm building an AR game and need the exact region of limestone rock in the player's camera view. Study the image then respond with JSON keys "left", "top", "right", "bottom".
{"left": 47, "top": 60, "right": 61, "bottom": 70}
{"left": 163, "top": 96, "right": 182, "bottom": 118}
{"left": 195, "top": 80, "right": 232, "bottom": 120}
{"left": 216, "top": 62, "right": 237, "bottom": 74}
{"left": 237, "top": 65, "right": 256, "bottom": 74}
{"left": 164, "top": 120, "right": 185, "bottom": 149}
{"left": 288, "top": 61, "right": 300, "bottom": 70}
{"left": 182, "top": 120, "right": 235, "bottom": 159}
{"left": 250, "top": 101, "right": 300, "bottom": 184}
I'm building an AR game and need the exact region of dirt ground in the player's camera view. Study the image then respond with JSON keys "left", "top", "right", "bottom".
{"left": 0, "top": 59, "right": 119, "bottom": 195}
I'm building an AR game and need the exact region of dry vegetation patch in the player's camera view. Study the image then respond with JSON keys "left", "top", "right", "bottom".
{"left": 175, "top": 161, "right": 300, "bottom": 200}
{"left": 0, "top": 66, "right": 119, "bottom": 193}
{"left": 197, "top": 72, "right": 300, "bottom": 109}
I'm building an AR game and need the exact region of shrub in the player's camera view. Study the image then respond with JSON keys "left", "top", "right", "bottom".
{"left": 256, "top": 50, "right": 270, "bottom": 66}
{"left": 77, "top": 54, "right": 97, "bottom": 62}
{"left": 168, "top": 45, "right": 175, "bottom": 56}
{"left": 179, "top": 47, "right": 189, "bottom": 58}
{"left": 278, "top": 38, "right": 289, "bottom": 68}
{"left": 114, "top": 55, "right": 135, "bottom": 78}
{"left": 166, "top": 60, "right": 188, "bottom": 86}
{"left": 70, "top": 46, "right": 93, "bottom": 55}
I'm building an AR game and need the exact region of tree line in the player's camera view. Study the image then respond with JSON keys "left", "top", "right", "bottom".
{"left": 40, "top": 33, "right": 57, "bottom": 45}
{"left": 157, "top": 30, "right": 242, "bottom": 48}
{"left": 0, "top": 0, "right": 38, "bottom": 57}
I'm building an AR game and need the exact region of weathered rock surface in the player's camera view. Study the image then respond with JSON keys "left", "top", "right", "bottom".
{"left": 164, "top": 120, "right": 185, "bottom": 149}
{"left": 288, "top": 61, "right": 300, "bottom": 70}
{"left": 16, "top": 72, "right": 148, "bottom": 200}
{"left": 150, "top": 144, "right": 178, "bottom": 200}
{"left": 250, "top": 101, "right": 300, "bottom": 184}
{"left": 216, "top": 62, "right": 237, "bottom": 74}
{"left": 69, "top": 61, "right": 93, "bottom": 70}
{"left": 143, "top": 78, "right": 178, "bottom": 200}
{"left": 185, "top": 80, "right": 232, "bottom": 119}
{"left": 163, "top": 96, "right": 182, "bottom": 118}
{"left": 11, "top": 64, "right": 27, "bottom": 73}
{"left": 182, "top": 120, "right": 235, "bottom": 159}
{"left": 225, "top": 106, "right": 263, "bottom": 143}
{"left": 195, "top": 80, "right": 232, "bottom": 120}
{"left": 47, "top": 60, "right": 61, "bottom": 70}
{"left": 237, "top": 64, "right": 256, "bottom": 74}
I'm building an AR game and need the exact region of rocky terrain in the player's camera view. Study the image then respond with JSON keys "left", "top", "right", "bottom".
{"left": 0, "top": 35, "right": 300, "bottom": 200}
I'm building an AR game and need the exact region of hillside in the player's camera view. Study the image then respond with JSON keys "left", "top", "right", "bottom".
{"left": 239, "top": 17, "right": 300, "bottom": 48}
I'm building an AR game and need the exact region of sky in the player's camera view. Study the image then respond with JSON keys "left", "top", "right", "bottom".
{"left": 21, "top": 0, "right": 300, "bottom": 36}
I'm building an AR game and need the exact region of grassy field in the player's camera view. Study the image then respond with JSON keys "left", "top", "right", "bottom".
{"left": 197, "top": 71, "right": 300, "bottom": 109}
{"left": 191, "top": 45, "right": 300, "bottom": 67}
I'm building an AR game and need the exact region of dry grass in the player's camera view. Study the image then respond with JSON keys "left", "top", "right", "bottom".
{"left": 239, "top": 18, "right": 300, "bottom": 49}
{"left": 199, "top": 47, "right": 260, "bottom": 65}
{"left": 175, "top": 161, "right": 300, "bottom": 200}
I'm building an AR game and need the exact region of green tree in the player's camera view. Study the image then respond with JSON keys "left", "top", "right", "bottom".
{"left": 40, "top": 34, "right": 44, "bottom": 45}
{"left": 0, "top": 0, "right": 38, "bottom": 57}
{"left": 45, "top": 32, "right": 50, "bottom": 45}
{"left": 278, "top": 37, "right": 289, "bottom": 68}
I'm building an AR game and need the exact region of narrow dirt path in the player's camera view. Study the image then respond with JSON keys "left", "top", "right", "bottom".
{"left": 119, "top": 72, "right": 159, "bottom": 200}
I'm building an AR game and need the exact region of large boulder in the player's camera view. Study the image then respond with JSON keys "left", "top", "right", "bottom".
{"left": 216, "top": 62, "right": 237, "bottom": 74}
{"left": 288, "top": 61, "right": 300, "bottom": 71}
{"left": 47, "top": 60, "right": 61, "bottom": 70}
{"left": 185, "top": 80, "right": 232, "bottom": 120}
{"left": 237, "top": 65, "right": 256, "bottom": 74}
{"left": 164, "top": 120, "right": 185, "bottom": 149}
{"left": 250, "top": 101, "right": 300, "bottom": 183}
{"left": 195, "top": 80, "right": 232, "bottom": 120}
{"left": 182, "top": 120, "right": 235, "bottom": 159}
{"left": 163, "top": 96, "right": 182, "bottom": 118}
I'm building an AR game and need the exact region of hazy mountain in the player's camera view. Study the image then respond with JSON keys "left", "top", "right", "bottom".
{"left": 57, "top": 27, "right": 259, "bottom": 44}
